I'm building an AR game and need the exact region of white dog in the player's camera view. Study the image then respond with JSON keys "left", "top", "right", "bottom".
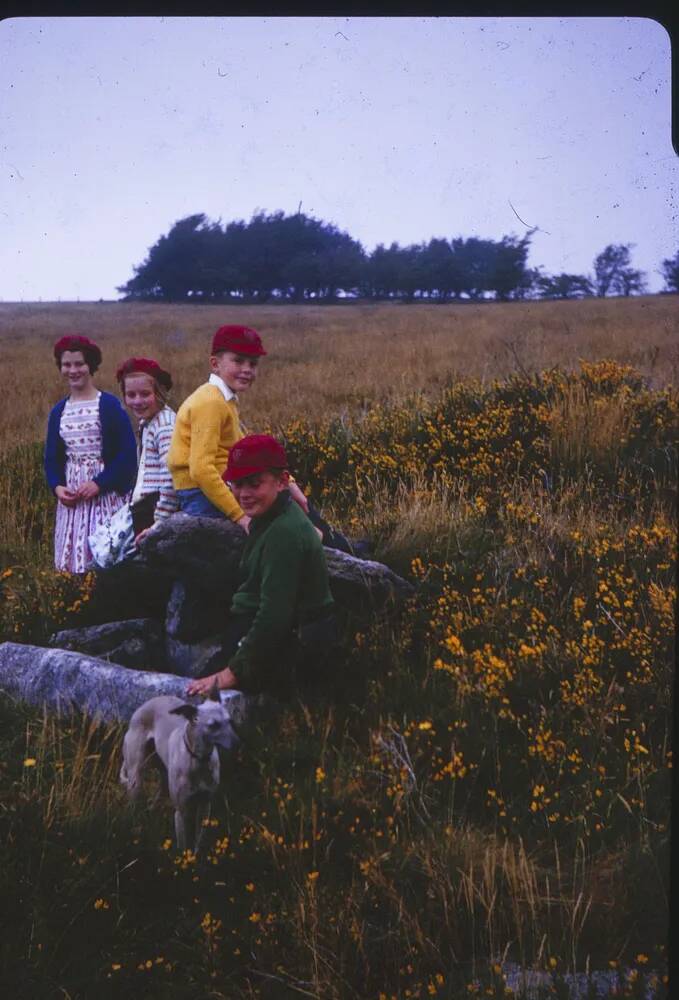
{"left": 120, "top": 686, "right": 239, "bottom": 852}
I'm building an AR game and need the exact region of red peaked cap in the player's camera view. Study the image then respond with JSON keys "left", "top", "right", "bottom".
{"left": 224, "top": 434, "right": 288, "bottom": 483}
{"left": 116, "top": 356, "right": 173, "bottom": 390}
{"left": 211, "top": 325, "right": 267, "bottom": 356}
{"left": 53, "top": 334, "right": 101, "bottom": 359}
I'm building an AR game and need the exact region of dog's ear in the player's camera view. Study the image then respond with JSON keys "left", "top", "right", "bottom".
{"left": 207, "top": 680, "right": 221, "bottom": 703}
{"left": 170, "top": 703, "right": 199, "bottom": 723}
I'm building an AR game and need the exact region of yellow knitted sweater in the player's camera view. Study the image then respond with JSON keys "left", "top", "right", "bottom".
{"left": 166, "top": 383, "right": 245, "bottom": 521}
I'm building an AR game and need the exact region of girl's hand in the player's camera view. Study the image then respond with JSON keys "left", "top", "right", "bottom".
{"left": 237, "top": 514, "right": 251, "bottom": 533}
{"left": 75, "top": 480, "right": 100, "bottom": 500}
{"left": 134, "top": 526, "right": 154, "bottom": 546}
{"left": 288, "top": 481, "right": 309, "bottom": 513}
{"left": 55, "top": 485, "right": 78, "bottom": 507}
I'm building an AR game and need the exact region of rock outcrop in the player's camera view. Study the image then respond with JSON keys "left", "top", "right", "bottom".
{"left": 321, "top": 547, "right": 415, "bottom": 613}
{"left": 0, "top": 513, "right": 416, "bottom": 714}
{"left": 138, "top": 514, "right": 245, "bottom": 593}
{"left": 138, "top": 514, "right": 415, "bottom": 612}
{"left": 49, "top": 619, "right": 165, "bottom": 671}
{"left": 0, "top": 641, "right": 252, "bottom": 724}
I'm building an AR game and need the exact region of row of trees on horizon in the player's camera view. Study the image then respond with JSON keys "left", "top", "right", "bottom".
{"left": 118, "top": 211, "right": 679, "bottom": 304}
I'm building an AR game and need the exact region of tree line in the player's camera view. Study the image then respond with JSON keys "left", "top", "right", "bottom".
{"left": 118, "top": 211, "right": 679, "bottom": 304}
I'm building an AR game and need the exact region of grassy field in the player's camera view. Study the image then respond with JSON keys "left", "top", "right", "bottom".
{"left": 0, "top": 299, "right": 676, "bottom": 998}
{"left": 0, "top": 296, "right": 677, "bottom": 452}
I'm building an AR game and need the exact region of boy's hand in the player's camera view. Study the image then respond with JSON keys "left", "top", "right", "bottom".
{"left": 187, "top": 667, "right": 238, "bottom": 696}
{"left": 288, "top": 481, "right": 309, "bottom": 513}
{"left": 237, "top": 514, "right": 251, "bottom": 533}
{"left": 55, "top": 485, "right": 78, "bottom": 507}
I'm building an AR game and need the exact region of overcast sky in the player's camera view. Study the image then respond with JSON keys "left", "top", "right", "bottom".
{"left": 1, "top": 15, "right": 676, "bottom": 300}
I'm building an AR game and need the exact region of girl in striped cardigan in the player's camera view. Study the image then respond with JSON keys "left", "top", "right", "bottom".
{"left": 116, "top": 357, "right": 178, "bottom": 545}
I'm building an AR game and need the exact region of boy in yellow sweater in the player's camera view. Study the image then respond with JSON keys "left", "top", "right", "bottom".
{"left": 167, "top": 325, "right": 310, "bottom": 530}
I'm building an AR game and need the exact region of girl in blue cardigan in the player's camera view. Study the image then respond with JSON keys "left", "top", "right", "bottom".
{"left": 44, "top": 335, "right": 137, "bottom": 572}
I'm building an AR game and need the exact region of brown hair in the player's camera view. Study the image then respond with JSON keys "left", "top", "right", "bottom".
{"left": 53, "top": 335, "right": 102, "bottom": 375}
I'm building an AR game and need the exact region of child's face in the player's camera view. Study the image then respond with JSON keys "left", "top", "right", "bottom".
{"left": 210, "top": 351, "right": 259, "bottom": 394}
{"left": 123, "top": 373, "right": 162, "bottom": 423}
{"left": 60, "top": 350, "right": 92, "bottom": 392}
{"left": 231, "top": 470, "right": 288, "bottom": 519}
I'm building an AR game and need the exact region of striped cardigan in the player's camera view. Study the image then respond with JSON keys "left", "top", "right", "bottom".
{"left": 132, "top": 406, "right": 179, "bottom": 521}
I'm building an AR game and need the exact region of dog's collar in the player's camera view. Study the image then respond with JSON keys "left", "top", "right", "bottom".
{"left": 183, "top": 731, "right": 213, "bottom": 763}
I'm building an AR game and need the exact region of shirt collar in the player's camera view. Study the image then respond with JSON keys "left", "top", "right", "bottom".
{"left": 208, "top": 372, "right": 237, "bottom": 403}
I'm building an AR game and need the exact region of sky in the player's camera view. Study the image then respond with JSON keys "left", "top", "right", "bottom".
{"left": 1, "top": 15, "right": 676, "bottom": 300}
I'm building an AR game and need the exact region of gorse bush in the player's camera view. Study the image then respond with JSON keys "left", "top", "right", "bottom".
{"left": 423, "top": 511, "right": 674, "bottom": 849}
{"left": 0, "top": 566, "right": 98, "bottom": 644}
{"left": 279, "top": 360, "right": 678, "bottom": 510}
{"left": 0, "top": 360, "right": 674, "bottom": 997}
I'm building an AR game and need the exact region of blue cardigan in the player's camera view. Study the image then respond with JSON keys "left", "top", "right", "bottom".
{"left": 44, "top": 391, "right": 138, "bottom": 496}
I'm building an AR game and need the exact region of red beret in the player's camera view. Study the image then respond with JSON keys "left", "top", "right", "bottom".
{"left": 211, "top": 325, "right": 267, "bottom": 357}
{"left": 224, "top": 434, "right": 288, "bottom": 483}
{"left": 53, "top": 334, "right": 101, "bottom": 360}
{"left": 116, "top": 356, "right": 173, "bottom": 390}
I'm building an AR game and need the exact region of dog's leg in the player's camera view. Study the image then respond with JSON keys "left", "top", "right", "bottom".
{"left": 193, "top": 797, "right": 211, "bottom": 855}
{"left": 119, "top": 730, "right": 134, "bottom": 790}
{"left": 174, "top": 808, "right": 188, "bottom": 853}
{"left": 147, "top": 750, "right": 169, "bottom": 807}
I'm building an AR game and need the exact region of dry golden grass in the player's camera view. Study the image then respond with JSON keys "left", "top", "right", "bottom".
{"left": 0, "top": 296, "right": 677, "bottom": 453}
{"left": 548, "top": 382, "right": 636, "bottom": 476}
{"left": 349, "top": 473, "right": 479, "bottom": 572}
{"left": 24, "top": 711, "right": 125, "bottom": 827}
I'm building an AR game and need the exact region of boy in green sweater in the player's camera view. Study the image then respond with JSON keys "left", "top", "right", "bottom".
{"left": 187, "top": 435, "right": 336, "bottom": 697}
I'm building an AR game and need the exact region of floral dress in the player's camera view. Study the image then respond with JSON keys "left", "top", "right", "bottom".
{"left": 54, "top": 393, "right": 131, "bottom": 573}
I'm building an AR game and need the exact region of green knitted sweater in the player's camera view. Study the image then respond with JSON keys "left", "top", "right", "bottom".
{"left": 229, "top": 491, "right": 334, "bottom": 690}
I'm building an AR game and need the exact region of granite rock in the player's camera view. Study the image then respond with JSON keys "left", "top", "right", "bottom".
{"left": 139, "top": 512, "right": 415, "bottom": 617}
{"left": 49, "top": 618, "right": 165, "bottom": 671}
{"left": 165, "top": 580, "right": 230, "bottom": 643}
{"left": 164, "top": 633, "right": 225, "bottom": 678}
{"left": 138, "top": 513, "right": 245, "bottom": 594}
{"left": 0, "top": 641, "right": 252, "bottom": 725}
{"left": 1, "top": 516, "right": 415, "bottom": 721}
{"left": 323, "top": 547, "right": 415, "bottom": 613}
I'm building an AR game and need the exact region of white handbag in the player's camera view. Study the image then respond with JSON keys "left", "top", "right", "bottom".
{"left": 88, "top": 503, "right": 136, "bottom": 568}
